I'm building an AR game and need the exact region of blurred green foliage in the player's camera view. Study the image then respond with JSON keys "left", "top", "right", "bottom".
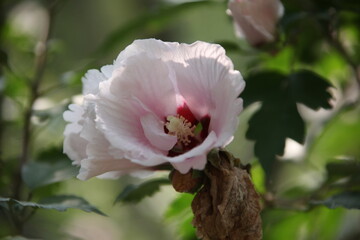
{"left": 0, "top": 0, "right": 359, "bottom": 239}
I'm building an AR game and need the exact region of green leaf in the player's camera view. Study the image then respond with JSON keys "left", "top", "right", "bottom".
{"left": 115, "top": 178, "right": 170, "bottom": 204}
{"left": 165, "top": 194, "right": 196, "bottom": 240}
{"left": 0, "top": 195, "right": 105, "bottom": 215}
{"left": 247, "top": 101, "right": 305, "bottom": 174}
{"left": 289, "top": 70, "right": 333, "bottom": 110}
{"left": 326, "top": 158, "right": 360, "bottom": 182}
{"left": 165, "top": 193, "right": 194, "bottom": 219}
{"left": 307, "top": 106, "right": 360, "bottom": 169}
{"left": 3, "top": 71, "right": 29, "bottom": 100}
{"left": 241, "top": 71, "right": 286, "bottom": 108}
{"left": 22, "top": 160, "right": 78, "bottom": 190}
{"left": 243, "top": 70, "right": 333, "bottom": 175}
{"left": 0, "top": 48, "right": 9, "bottom": 69}
{"left": 281, "top": 11, "right": 325, "bottom": 64}
{"left": 35, "top": 146, "right": 69, "bottom": 163}
{"left": 263, "top": 207, "right": 344, "bottom": 240}
{"left": 312, "top": 192, "right": 360, "bottom": 209}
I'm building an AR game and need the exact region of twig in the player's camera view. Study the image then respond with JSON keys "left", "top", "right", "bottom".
{"left": 12, "top": 1, "right": 57, "bottom": 200}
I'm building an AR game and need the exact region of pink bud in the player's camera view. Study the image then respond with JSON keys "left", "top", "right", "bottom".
{"left": 228, "top": 0, "right": 284, "bottom": 46}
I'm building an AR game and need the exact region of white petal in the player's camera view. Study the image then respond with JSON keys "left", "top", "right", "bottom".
{"left": 81, "top": 64, "right": 113, "bottom": 96}
{"left": 110, "top": 54, "right": 177, "bottom": 117}
{"left": 100, "top": 65, "right": 113, "bottom": 78}
{"left": 63, "top": 132, "right": 87, "bottom": 165}
{"left": 209, "top": 72, "right": 244, "bottom": 147}
{"left": 172, "top": 41, "right": 238, "bottom": 119}
{"left": 95, "top": 54, "right": 178, "bottom": 166}
{"left": 82, "top": 69, "right": 107, "bottom": 95}
{"left": 140, "top": 113, "right": 177, "bottom": 151}
{"left": 113, "top": 39, "right": 179, "bottom": 67}
{"left": 171, "top": 154, "right": 207, "bottom": 174}
{"left": 63, "top": 104, "right": 83, "bottom": 123}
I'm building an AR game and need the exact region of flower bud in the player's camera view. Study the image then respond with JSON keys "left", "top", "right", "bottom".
{"left": 170, "top": 170, "right": 204, "bottom": 193}
{"left": 227, "top": 0, "right": 284, "bottom": 46}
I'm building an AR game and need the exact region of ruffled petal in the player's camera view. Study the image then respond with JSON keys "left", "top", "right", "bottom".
{"left": 96, "top": 54, "right": 178, "bottom": 166}
{"left": 63, "top": 132, "right": 87, "bottom": 165}
{"left": 63, "top": 104, "right": 86, "bottom": 165}
{"left": 82, "top": 70, "right": 107, "bottom": 95}
{"left": 172, "top": 41, "right": 239, "bottom": 119}
{"left": 110, "top": 54, "right": 177, "bottom": 117}
{"left": 209, "top": 71, "right": 245, "bottom": 147}
{"left": 113, "top": 39, "right": 179, "bottom": 67}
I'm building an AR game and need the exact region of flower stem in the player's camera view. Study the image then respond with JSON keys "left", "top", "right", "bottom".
{"left": 12, "top": 1, "right": 57, "bottom": 200}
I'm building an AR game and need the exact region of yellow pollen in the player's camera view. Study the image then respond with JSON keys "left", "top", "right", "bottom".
{"left": 165, "top": 115, "right": 195, "bottom": 146}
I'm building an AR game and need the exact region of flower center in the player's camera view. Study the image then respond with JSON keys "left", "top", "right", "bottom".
{"left": 165, "top": 115, "right": 195, "bottom": 146}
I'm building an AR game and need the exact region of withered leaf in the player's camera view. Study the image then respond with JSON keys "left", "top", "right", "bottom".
{"left": 192, "top": 151, "right": 262, "bottom": 240}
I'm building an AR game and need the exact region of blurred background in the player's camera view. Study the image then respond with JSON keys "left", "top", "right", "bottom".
{"left": 0, "top": 0, "right": 360, "bottom": 239}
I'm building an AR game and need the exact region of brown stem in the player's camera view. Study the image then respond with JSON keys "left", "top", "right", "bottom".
{"left": 12, "top": 2, "right": 56, "bottom": 200}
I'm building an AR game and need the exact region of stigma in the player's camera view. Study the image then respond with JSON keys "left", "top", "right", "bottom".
{"left": 165, "top": 115, "right": 195, "bottom": 146}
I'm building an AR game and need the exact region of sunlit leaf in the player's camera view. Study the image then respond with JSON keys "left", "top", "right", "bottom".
{"left": 178, "top": 214, "right": 197, "bottom": 240}
{"left": 115, "top": 178, "right": 170, "bottom": 204}
{"left": 263, "top": 207, "right": 344, "bottom": 240}
{"left": 307, "top": 106, "right": 360, "bottom": 167}
{"left": 22, "top": 159, "right": 78, "bottom": 190}
{"left": 250, "top": 164, "right": 266, "bottom": 194}
{"left": 165, "top": 194, "right": 195, "bottom": 240}
{"left": 0, "top": 195, "right": 105, "bottom": 215}
{"left": 312, "top": 191, "right": 360, "bottom": 209}
{"left": 165, "top": 193, "right": 194, "bottom": 219}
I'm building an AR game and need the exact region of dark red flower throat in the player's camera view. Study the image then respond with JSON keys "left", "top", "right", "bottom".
{"left": 165, "top": 103, "right": 210, "bottom": 157}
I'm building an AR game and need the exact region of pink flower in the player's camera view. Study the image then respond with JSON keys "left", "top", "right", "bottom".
{"left": 63, "top": 39, "right": 245, "bottom": 180}
{"left": 227, "top": 0, "right": 284, "bottom": 46}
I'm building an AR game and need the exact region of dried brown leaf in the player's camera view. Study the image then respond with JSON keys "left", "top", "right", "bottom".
{"left": 192, "top": 151, "right": 262, "bottom": 240}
